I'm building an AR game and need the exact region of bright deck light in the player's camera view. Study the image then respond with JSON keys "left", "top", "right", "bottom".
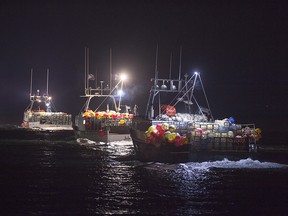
{"left": 118, "top": 89, "right": 124, "bottom": 96}
{"left": 120, "top": 73, "right": 127, "bottom": 81}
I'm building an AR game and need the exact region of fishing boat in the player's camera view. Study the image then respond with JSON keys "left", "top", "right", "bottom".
{"left": 22, "top": 69, "right": 73, "bottom": 130}
{"left": 1, "top": 69, "right": 75, "bottom": 141}
{"left": 74, "top": 48, "right": 133, "bottom": 142}
{"left": 130, "top": 48, "right": 262, "bottom": 163}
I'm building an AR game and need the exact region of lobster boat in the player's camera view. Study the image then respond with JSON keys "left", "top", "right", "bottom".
{"left": 2, "top": 69, "right": 75, "bottom": 141}
{"left": 130, "top": 49, "right": 262, "bottom": 163}
{"left": 74, "top": 48, "right": 133, "bottom": 142}
{"left": 22, "top": 69, "right": 73, "bottom": 130}
{"left": 131, "top": 117, "right": 261, "bottom": 163}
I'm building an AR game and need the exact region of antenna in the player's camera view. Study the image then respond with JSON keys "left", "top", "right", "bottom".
{"left": 84, "top": 47, "right": 90, "bottom": 94}
{"left": 30, "top": 68, "right": 33, "bottom": 97}
{"left": 46, "top": 68, "right": 49, "bottom": 96}
{"left": 169, "top": 52, "right": 172, "bottom": 79}
{"left": 110, "top": 48, "right": 112, "bottom": 92}
{"left": 146, "top": 45, "right": 159, "bottom": 118}
{"left": 178, "top": 46, "right": 182, "bottom": 90}
{"left": 84, "top": 47, "right": 87, "bottom": 94}
{"left": 155, "top": 44, "right": 158, "bottom": 79}
{"left": 95, "top": 68, "right": 98, "bottom": 89}
{"left": 87, "top": 47, "right": 90, "bottom": 93}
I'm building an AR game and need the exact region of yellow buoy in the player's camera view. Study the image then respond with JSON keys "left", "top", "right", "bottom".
{"left": 148, "top": 125, "right": 156, "bottom": 132}
{"left": 169, "top": 125, "right": 176, "bottom": 132}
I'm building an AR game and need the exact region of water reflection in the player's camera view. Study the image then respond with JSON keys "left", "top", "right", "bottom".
{"left": 1, "top": 139, "right": 288, "bottom": 215}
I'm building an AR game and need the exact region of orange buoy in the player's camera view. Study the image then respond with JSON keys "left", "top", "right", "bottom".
{"left": 166, "top": 105, "right": 176, "bottom": 116}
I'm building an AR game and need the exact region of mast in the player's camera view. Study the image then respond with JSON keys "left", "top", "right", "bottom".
{"left": 27, "top": 69, "right": 35, "bottom": 111}
{"left": 110, "top": 48, "right": 112, "bottom": 93}
{"left": 146, "top": 45, "right": 159, "bottom": 118}
{"left": 178, "top": 46, "right": 182, "bottom": 90}
{"left": 84, "top": 47, "right": 90, "bottom": 95}
{"left": 169, "top": 52, "right": 172, "bottom": 79}
{"left": 84, "top": 47, "right": 87, "bottom": 94}
{"left": 95, "top": 68, "right": 97, "bottom": 89}
{"left": 46, "top": 68, "right": 49, "bottom": 96}
{"left": 30, "top": 68, "right": 33, "bottom": 97}
{"left": 155, "top": 45, "right": 159, "bottom": 80}
{"left": 87, "top": 47, "right": 90, "bottom": 94}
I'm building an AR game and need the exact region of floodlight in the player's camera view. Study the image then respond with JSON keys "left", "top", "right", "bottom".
{"left": 120, "top": 73, "right": 127, "bottom": 81}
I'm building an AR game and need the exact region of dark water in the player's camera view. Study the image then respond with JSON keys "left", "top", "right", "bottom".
{"left": 0, "top": 139, "right": 288, "bottom": 216}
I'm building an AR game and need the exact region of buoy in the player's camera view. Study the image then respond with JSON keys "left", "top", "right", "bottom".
{"left": 244, "top": 127, "right": 251, "bottom": 135}
{"left": 166, "top": 105, "right": 176, "bottom": 117}
{"left": 145, "top": 131, "right": 151, "bottom": 138}
{"left": 169, "top": 125, "right": 176, "bottom": 132}
{"left": 174, "top": 134, "right": 184, "bottom": 147}
{"left": 151, "top": 129, "right": 159, "bottom": 137}
{"left": 228, "top": 117, "right": 235, "bottom": 124}
{"left": 161, "top": 123, "right": 169, "bottom": 131}
{"left": 195, "top": 128, "right": 203, "bottom": 133}
{"left": 156, "top": 123, "right": 162, "bottom": 130}
{"left": 98, "top": 130, "right": 105, "bottom": 137}
{"left": 255, "top": 128, "right": 262, "bottom": 134}
{"left": 148, "top": 125, "right": 156, "bottom": 132}
{"left": 164, "top": 131, "right": 171, "bottom": 139}
{"left": 167, "top": 133, "right": 177, "bottom": 143}
{"left": 183, "top": 137, "right": 189, "bottom": 144}
{"left": 89, "top": 110, "right": 95, "bottom": 116}
{"left": 83, "top": 111, "right": 89, "bottom": 117}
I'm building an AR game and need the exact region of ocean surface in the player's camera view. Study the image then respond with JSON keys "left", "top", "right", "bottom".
{"left": 0, "top": 138, "right": 288, "bottom": 216}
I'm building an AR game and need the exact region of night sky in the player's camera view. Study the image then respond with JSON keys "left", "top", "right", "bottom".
{"left": 0, "top": 0, "right": 287, "bottom": 144}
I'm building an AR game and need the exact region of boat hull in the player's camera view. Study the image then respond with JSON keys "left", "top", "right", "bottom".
{"left": 131, "top": 128, "right": 259, "bottom": 163}
{"left": 0, "top": 125, "right": 76, "bottom": 141}
{"left": 75, "top": 130, "right": 130, "bottom": 143}
{"left": 74, "top": 115, "right": 131, "bottom": 142}
{"left": 131, "top": 128, "right": 288, "bottom": 164}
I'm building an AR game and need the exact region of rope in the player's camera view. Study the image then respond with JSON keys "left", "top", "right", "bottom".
{"left": 50, "top": 101, "right": 57, "bottom": 112}
{"left": 192, "top": 95, "right": 204, "bottom": 117}
{"left": 78, "top": 98, "right": 89, "bottom": 115}
{"left": 171, "top": 75, "right": 197, "bottom": 108}
{"left": 198, "top": 75, "right": 214, "bottom": 121}
{"left": 94, "top": 79, "right": 122, "bottom": 112}
{"left": 158, "top": 74, "right": 196, "bottom": 116}
{"left": 164, "top": 74, "right": 196, "bottom": 113}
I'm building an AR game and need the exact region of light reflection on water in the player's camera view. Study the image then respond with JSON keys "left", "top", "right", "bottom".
{"left": 0, "top": 139, "right": 288, "bottom": 215}
{"left": 138, "top": 158, "right": 288, "bottom": 215}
